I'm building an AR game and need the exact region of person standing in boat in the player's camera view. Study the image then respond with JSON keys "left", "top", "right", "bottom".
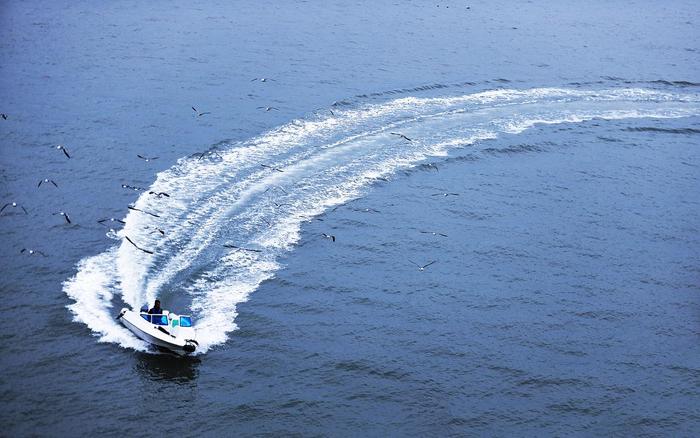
{"left": 148, "top": 299, "right": 162, "bottom": 316}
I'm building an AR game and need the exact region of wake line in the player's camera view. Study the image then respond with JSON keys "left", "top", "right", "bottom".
{"left": 63, "top": 87, "right": 700, "bottom": 353}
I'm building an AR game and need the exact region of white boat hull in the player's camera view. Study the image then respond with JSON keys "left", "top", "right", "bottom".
{"left": 118, "top": 308, "right": 198, "bottom": 355}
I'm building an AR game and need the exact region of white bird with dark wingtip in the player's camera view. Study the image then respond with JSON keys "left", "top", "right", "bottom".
{"left": 128, "top": 206, "right": 160, "bottom": 218}
{"left": 38, "top": 178, "right": 59, "bottom": 188}
{"left": 257, "top": 106, "right": 279, "bottom": 112}
{"left": 420, "top": 230, "right": 448, "bottom": 237}
{"left": 55, "top": 144, "right": 71, "bottom": 158}
{"left": 21, "top": 248, "right": 47, "bottom": 257}
{"left": 251, "top": 77, "right": 275, "bottom": 82}
{"left": 137, "top": 154, "right": 159, "bottom": 162}
{"left": 408, "top": 259, "right": 437, "bottom": 271}
{"left": 431, "top": 192, "right": 459, "bottom": 197}
{"left": 390, "top": 132, "right": 413, "bottom": 142}
{"left": 124, "top": 236, "right": 154, "bottom": 254}
{"left": 1, "top": 202, "right": 28, "bottom": 215}
{"left": 322, "top": 233, "right": 336, "bottom": 242}
{"left": 191, "top": 106, "right": 211, "bottom": 117}
{"left": 98, "top": 218, "right": 125, "bottom": 226}
{"left": 53, "top": 211, "right": 71, "bottom": 224}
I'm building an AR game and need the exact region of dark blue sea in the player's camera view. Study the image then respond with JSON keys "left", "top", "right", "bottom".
{"left": 1, "top": 1, "right": 699, "bottom": 436}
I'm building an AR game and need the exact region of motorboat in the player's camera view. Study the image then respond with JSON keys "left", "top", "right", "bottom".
{"left": 117, "top": 305, "right": 198, "bottom": 355}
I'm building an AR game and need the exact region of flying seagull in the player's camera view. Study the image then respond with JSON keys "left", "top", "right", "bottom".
{"left": 273, "top": 202, "right": 291, "bottom": 208}
{"left": 127, "top": 206, "right": 160, "bottom": 218}
{"left": 408, "top": 259, "right": 437, "bottom": 271}
{"left": 251, "top": 77, "right": 275, "bottom": 82}
{"left": 149, "top": 191, "right": 170, "bottom": 198}
{"left": 195, "top": 150, "right": 223, "bottom": 160}
{"left": 53, "top": 211, "right": 71, "bottom": 224}
{"left": 431, "top": 192, "right": 459, "bottom": 197}
{"left": 224, "top": 244, "right": 262, "bottom": 253}
{"left": 55, "top": 144, "right": 71, "bottom": 158}
{"left": 263, "top": 186, "right": 287, "bottom": 194}
{"left": 390, "top": 132, "right": 413, "bottom": 142}
{"left": 421, "top": 163, "right": 439, "bottom": 172}
{"left": 125, "top": 236, "right": 154, "bottom": 254}
{"left": 261, "top": 164, "right": 284, "bottom": 173}
{"left": 257, "top": 106, "right": 279, "bottom": 112}
{"left": 38, "top": 178, "right": 59, "bottom": 188}
{"left": 149, "top": 227, "right": 165, "bottom": 236}
{"left": 191, "top": 106, "right": 211, "bottom": 117}
{"left": 122, "top": 184, "right": 146, "bottom": 191}
{"left": 21, "top": 248, "right": 47, "bottom": 257}
{"left": 1, "top": 202, "right": 28, "bottom": 215}
{"left": 98, "top": 218, "right": 125, "bottom": 226}
{"left": 137, "top": 154, "right": 159, "bottom": 162}
{"left": 420, "top": 230, "right": 448, "bottom": 237}
{"left": 322, "top": 233, "right": 336, "bottom": 242}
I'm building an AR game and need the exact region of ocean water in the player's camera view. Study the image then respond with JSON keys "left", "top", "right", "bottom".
{"left": 1, "top": 1, "right": 699, "bottom": 436}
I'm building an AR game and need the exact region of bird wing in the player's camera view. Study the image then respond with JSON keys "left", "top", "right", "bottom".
{"left": 21, "top": 206, "right": 28, "bottom": 214}
{"left": 407, "top": 259, "right": 419, "bottom": 267}
{"left": 38, "top": 180, "right": 43, "bottom": 187}
{"left": 198, "top": 112, "right": 211, "bottom": 116}
{"left": 422, "top": 260, "right": 437, "bottom": 269}
{"left": 191, "top": 106, "right": 198, "bottom": 113}
{"left": 20, "top": 248, "right": 27, "bottom": 253}
{"left": 137, "top": 154, "right": 146, "bottom": 160}
{"left": 62, "top": 147, "right": 71, "bottom": 158}
{"left": 51, "top": 180, "right": 58, "bottom": 187}
{"left": 125, "top": 236, "right": 154, "bottom": 254}
{"left": 64, "top": 213, "right": 71, "bottom": 224}
{"left": 0, "top": 203, "right": 10, "bottom": 213}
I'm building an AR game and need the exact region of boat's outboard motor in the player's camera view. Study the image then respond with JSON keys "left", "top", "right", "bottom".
{"left": 183, "top": 341, "right": 197, "bottom": 353}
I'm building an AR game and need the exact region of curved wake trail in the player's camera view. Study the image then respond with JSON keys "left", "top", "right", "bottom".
{"left": 63, "top": 86, "right": 700, "bottom": 353}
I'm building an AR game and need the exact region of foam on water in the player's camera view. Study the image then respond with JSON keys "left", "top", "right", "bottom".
{"left": 62, "top": 87, "right": 700, "bottom": 353}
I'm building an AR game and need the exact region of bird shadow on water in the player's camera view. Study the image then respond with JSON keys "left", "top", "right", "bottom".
{"left": 133, "top": 350, "right": 201, "bottom": 383}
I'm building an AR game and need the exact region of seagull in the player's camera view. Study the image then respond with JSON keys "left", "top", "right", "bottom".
{"left": 1, "top": 202, "right": 28, "bottom": 215}
{"left": 390, "top": 132, "right": 413, "bottom": 142}
{"left": 98, "top": 218, "right": 125, "bottom": 226}
{"left": 420, "top": 230, "right": 448, "bottom": 237}
{"left": 53, "top": 211, "right": 71, "bottom": 224}
{"left": 1, "top": 114, "right": 7, "bottom": 120}
{"left": 251, "top": 77, "right": 275, "bottom": 82}
{"left": 257, "top": 106, "right": 279, "bottom": 112}
{"left": 261, "top": 164, "right": 284, "bottom": 173}
{"left": 148, "top": 191, "right": 170, "bottom": 198}
{"left": 191, "top": 106, "right": 211, "bottom": 117}
{"left": 263, "top": 186, "right": 287, "bottom": 194}
{"left": 37, "top": 178, "right": 59, "bottom": 188}
{"left": 124, "top": 236, "right": 154, "bottom": 254}
{"left": 408, "top": 259, "right": 437, "bottom": 271}
{"left": 195, "top": 150, "right": 223, "bottom": 160}
{"left": 122, "top": 184, "right": 145, "bottom": 191}
{"left": 273, "top": 202, "right": 291, "bottom": 208}
{"left": 149, "top": 227, "right": 165, "bottom": 236}
{"left": 127, "top": 206, "right": 160, "bottom": 218}
{"left": 137, "top": 154, "right": 159, "bottom": 162}
{"left": 55, "top": 144, "right": 71, "bottom": 158}
{"left": 431, "top": 192, "right": 459, "bottom": 197}
{"left": 21, "top": 248, "right": 47, "bottom": 257}
{"left": 421, "top": 163, "right": 439, "bottom": 172}
{"left": 322, "top": 233, "right": 336, "bottom": 242}
{"left": 329, "top": 109, "right": 335, "bottom": 116}
{"left": 224, "top": 244, "right": 262, "bottom": 253}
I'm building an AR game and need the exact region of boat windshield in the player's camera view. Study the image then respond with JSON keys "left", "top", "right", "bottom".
{"left": 152, "top": 314, "right": 168, "bottom": 326}
{"left": 180, "top": 316, "right": 192, "bottom": 327}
